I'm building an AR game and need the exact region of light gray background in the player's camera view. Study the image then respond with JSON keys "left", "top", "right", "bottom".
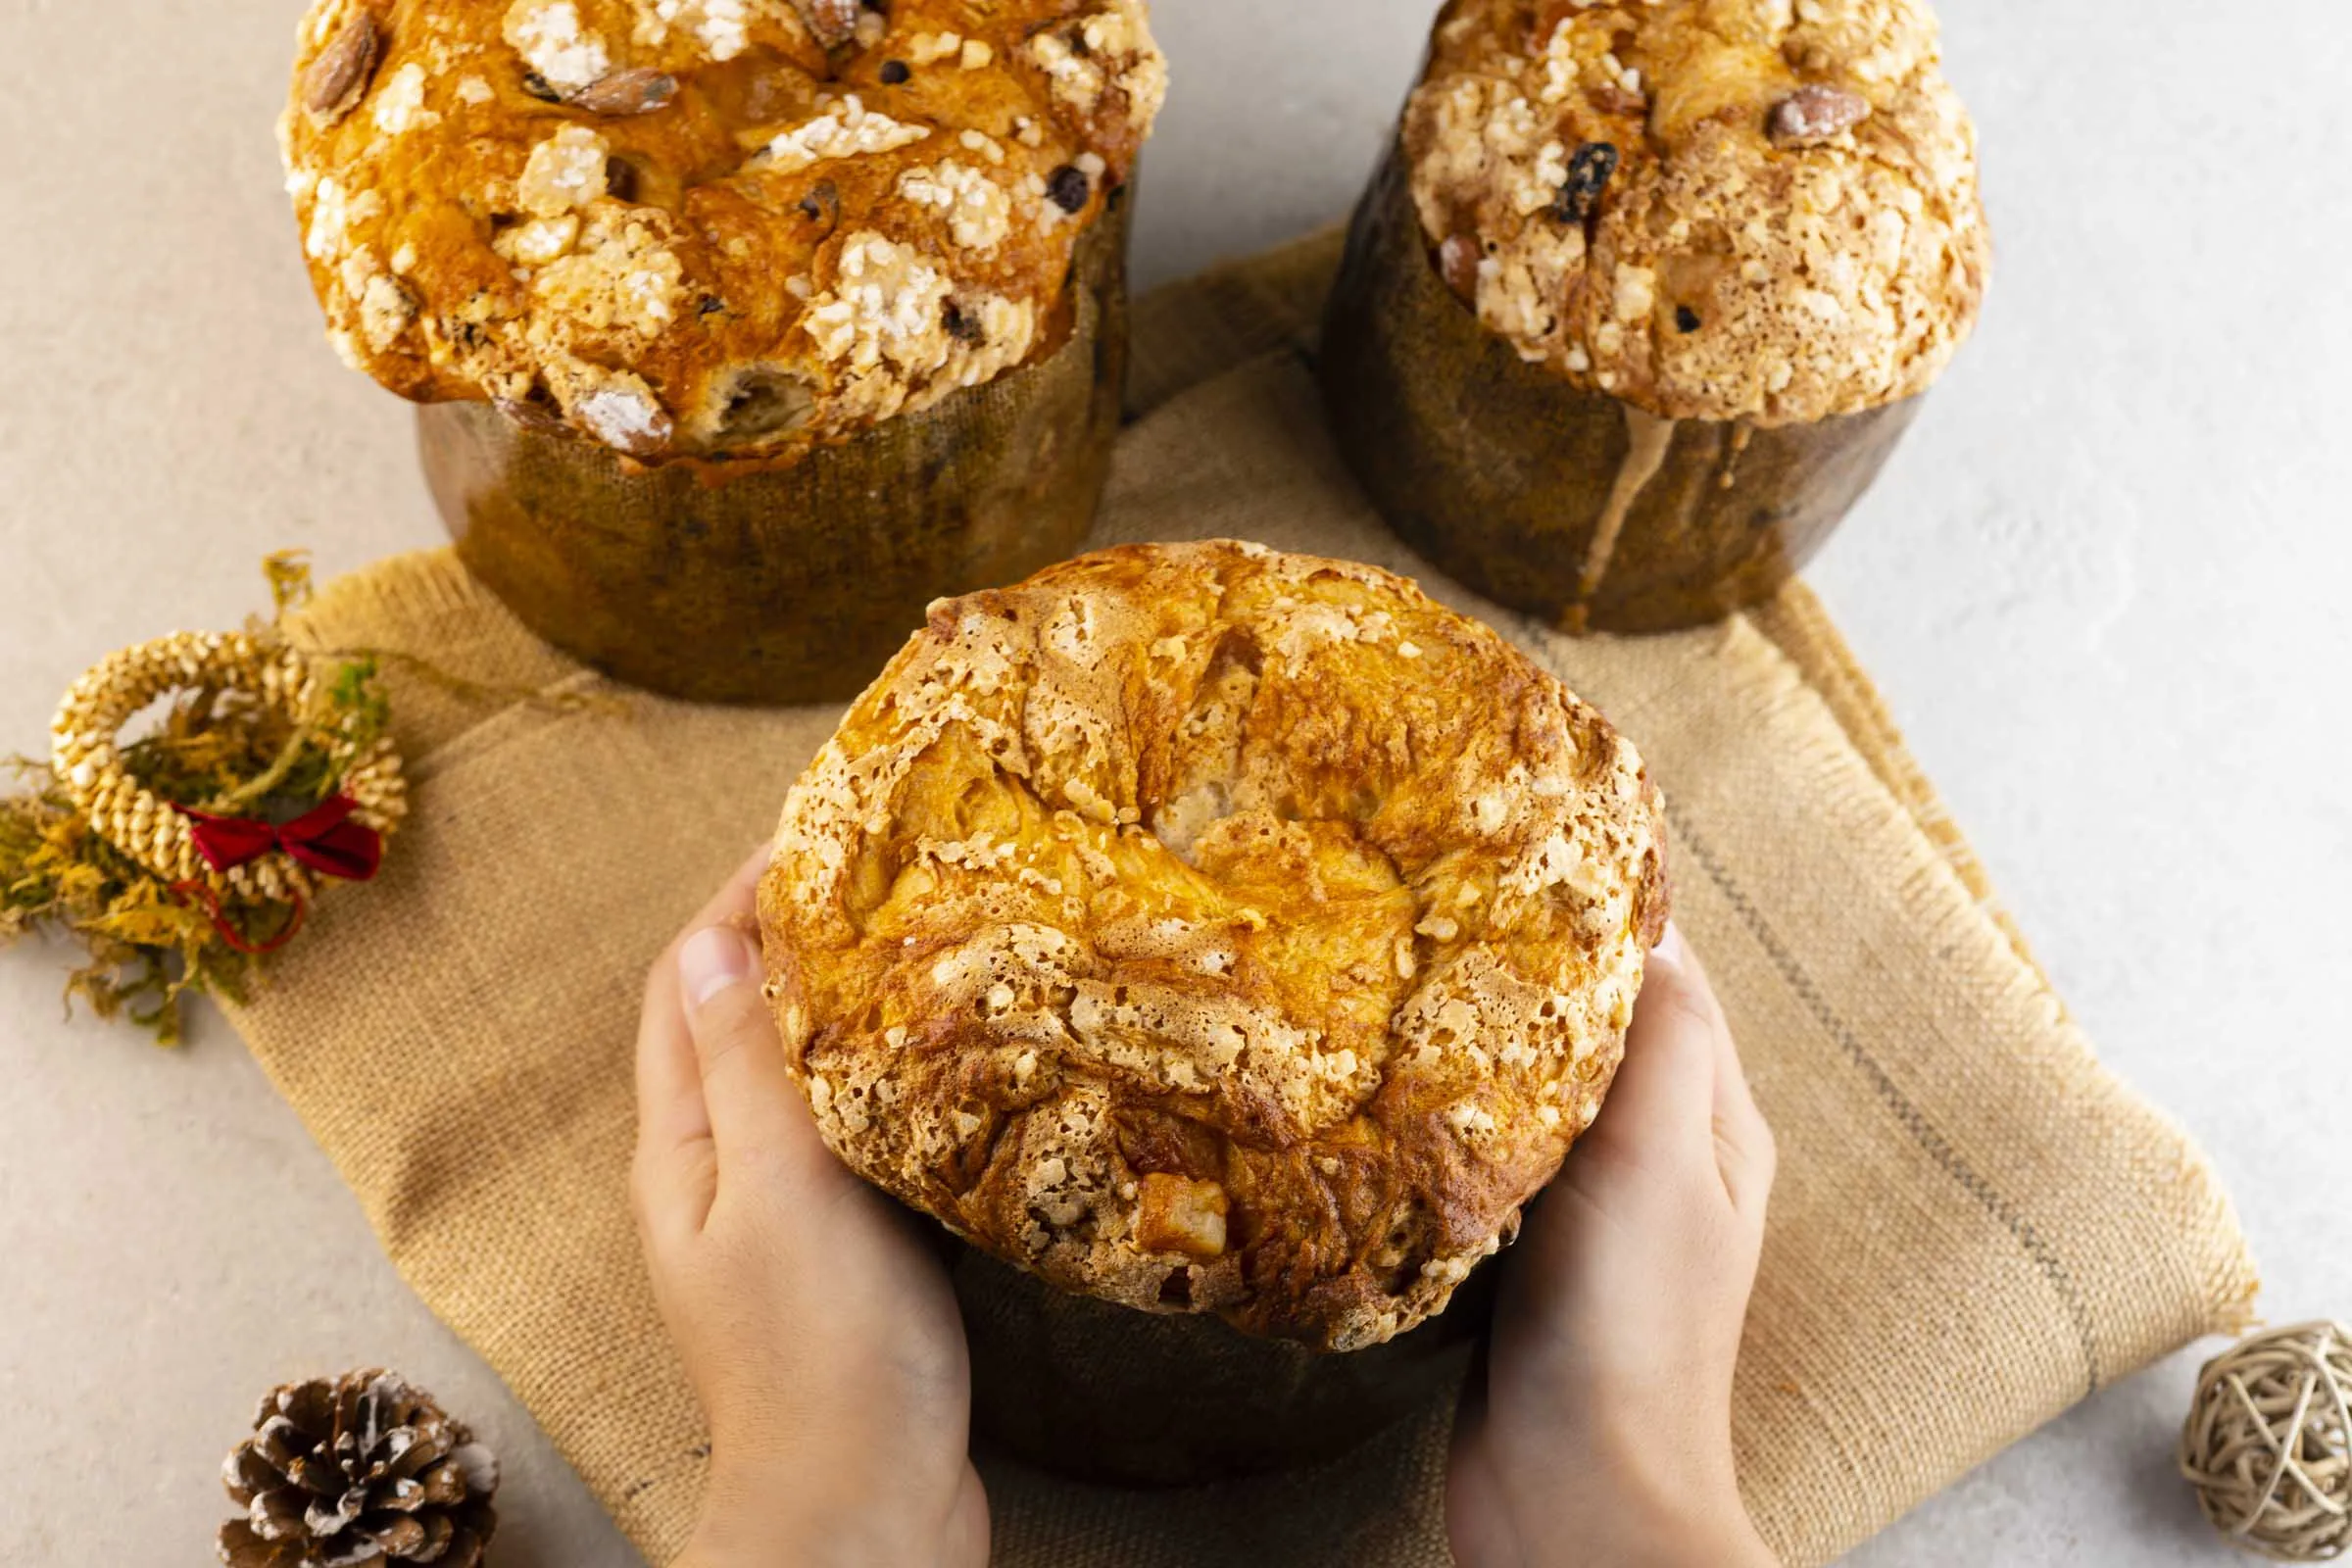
{"left": 3, "top": 3, "right": 2347, "bottom": 1563}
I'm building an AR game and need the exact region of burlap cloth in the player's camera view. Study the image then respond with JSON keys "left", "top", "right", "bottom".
{"left": 231, "top": 230, "right": 2258, "bottom": 1567}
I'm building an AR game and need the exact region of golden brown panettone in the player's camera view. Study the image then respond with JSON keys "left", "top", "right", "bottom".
{"left": 759, "top": 541, "right": 1669, "bottom": 1351}
{"left": 1404, "top": 0, "right": 1989, "bottom": 425}
{"left": 277, "top": 0, "right": 1165, "bottom": 460}
{"left": 1319, "top": 0, "right": 1987, "bottom": 634}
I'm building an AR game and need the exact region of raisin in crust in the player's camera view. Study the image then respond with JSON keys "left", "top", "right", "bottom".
{"left": 759, "top": 542, "right": 1669, "bottom": 1350}
{"left": 1405, "top": 0, "right": 1989, "bottom": 426}
{"left": 278, "top": 0, "right": 1165, "bottom": 461}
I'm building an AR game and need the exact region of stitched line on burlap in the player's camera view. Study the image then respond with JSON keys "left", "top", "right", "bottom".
{"left": 1673, "top": 815, "right": 2104, "bottom": 1399}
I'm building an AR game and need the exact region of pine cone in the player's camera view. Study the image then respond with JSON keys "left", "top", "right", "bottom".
{"left": 218, "top": 1371, "right": 499, "bottom": 1567}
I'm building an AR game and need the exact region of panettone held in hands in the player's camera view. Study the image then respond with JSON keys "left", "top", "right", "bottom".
{"left": 758, "top": 541, "right": 1669, "bottom": 1351}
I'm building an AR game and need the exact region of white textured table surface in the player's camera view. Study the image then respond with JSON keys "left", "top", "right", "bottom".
{"left": 4, "top": 4, "right": 2347, "bottom": 1564}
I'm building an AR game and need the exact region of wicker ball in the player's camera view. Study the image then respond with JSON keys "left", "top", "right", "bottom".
{"left": 2181, "top": 1322, "right": 2352, "bottom": 1561}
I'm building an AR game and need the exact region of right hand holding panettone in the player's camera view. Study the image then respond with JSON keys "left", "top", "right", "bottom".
{"left": 633, "top": 849, "right": 988, "bottom": 1568}
{"left": 1447, "top": 925, "right": 1783, "bottom": 1568}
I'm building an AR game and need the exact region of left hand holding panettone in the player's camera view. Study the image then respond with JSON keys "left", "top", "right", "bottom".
{"left": 633, "top": 849, "right": 989, "bottom": 1568}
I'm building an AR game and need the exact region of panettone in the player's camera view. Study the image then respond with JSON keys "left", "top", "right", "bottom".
{"left": 1403, "top": 0, "right": 1988, "bottom": 425}
{"left": 759, "top": 541, "right": 1669, "bottom": 1351}
{"left": 1319, "top": 0, "right": 1989, "bottom": 634}
{"left": 278, "top": 0, "right": 1166, "bottom": 461}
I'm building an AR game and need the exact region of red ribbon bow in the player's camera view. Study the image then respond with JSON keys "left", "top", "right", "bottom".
{"left": 178, "top": 796, "right": 384, "bottom": 883}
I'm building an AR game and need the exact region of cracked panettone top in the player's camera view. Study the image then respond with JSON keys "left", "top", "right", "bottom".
{"left": 278, "top": 0, "right": 1165, "bottom": 461}
{"left": 759, "top": 541, "right": 1669, "bottom": 1350}
{"left": 1404, "top": 0, "right": 1988, "bottom": 425}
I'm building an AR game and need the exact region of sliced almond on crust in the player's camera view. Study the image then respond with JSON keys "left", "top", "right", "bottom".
{"left": 303, "top": 13, "right": 383, "bottom": 125}
{"left": 569, "top": 67, "right": 679, "bottom": 117}
{"left": 1769, "top": 84, "right": 1871, "bottom": 147}
{"left": 1439, "top": 233, "right": 1482, "bottom": 303}
{"left": 790, "top": 0, "right": 862, "bottom": 50}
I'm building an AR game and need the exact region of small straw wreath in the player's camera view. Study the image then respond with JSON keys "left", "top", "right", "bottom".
{"left": 2181, "top": 1322, "right": 2352, "bottom": 1561}
{"left": 47, "top": 629, "right": 406, "bottom": 905}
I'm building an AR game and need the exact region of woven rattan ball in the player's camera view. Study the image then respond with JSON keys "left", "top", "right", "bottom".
{"left": 2181, "top": 1322, "right": 2352, "bottom": 1561}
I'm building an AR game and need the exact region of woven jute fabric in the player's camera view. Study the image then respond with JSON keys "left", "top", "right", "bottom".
{"left": 231, "top": 229, "right": 2258, "bottom": 1568}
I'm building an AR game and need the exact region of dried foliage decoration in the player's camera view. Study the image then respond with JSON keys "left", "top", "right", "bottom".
{"left": 0, "top": 556, "right": 405, "bottom": 1042}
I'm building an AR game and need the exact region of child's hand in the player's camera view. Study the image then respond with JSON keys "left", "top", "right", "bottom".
{"left": 1448, "top": 925, "right": 1781, "bottom": 1568}
{"left": 632, "top": 850, "right": 988, "bottom": 1568}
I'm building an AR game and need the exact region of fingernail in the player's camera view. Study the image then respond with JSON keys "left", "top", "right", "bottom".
{"left": 1651, "top": 921, "right": 1688, "bottom": 972}
{"left": 679, "top": 925, "right": 756, "bottom": 1008}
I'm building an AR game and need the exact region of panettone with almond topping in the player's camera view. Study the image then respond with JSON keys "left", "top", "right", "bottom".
{"left": 1319, "top": 0, "right": 1989, "bottom": 635}
{"left": 277, "top": 0, "right": 1166, "bottom": 461}
{"left": 1404, "top": 0, "right": 1986, "bottom": 425}
{"left": 758, "top": 541, "right": 1670, "bottom": 1351}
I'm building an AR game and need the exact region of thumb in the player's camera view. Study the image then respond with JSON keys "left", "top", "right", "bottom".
{"left": 1585, "top": 924, "right": 1723, "bottom": 1167}
{"left": 676, "top": 921, "right": 804, "bottom": 1164}
{"left": 1640, "top": 927, "right": 1776, "bottom": 1222}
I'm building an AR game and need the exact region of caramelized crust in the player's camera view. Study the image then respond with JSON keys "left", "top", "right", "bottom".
{"left": 278, "top": 0, "right": 1165, "bottom": 460}
{"left": 759, "top": 542, "right": 1669, "bottom": 1349}
{"left": 1405, "top": 0, "right": 1988, "bottom": 425}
